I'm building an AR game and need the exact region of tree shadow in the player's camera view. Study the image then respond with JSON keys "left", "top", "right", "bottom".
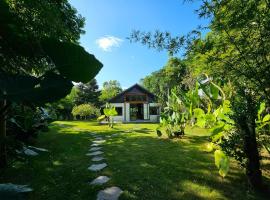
{"left": 1, "top": 124, "right": 269, "bottom": 200}
{"left": 103, "top": 134, "right": 270, "bottom": 200}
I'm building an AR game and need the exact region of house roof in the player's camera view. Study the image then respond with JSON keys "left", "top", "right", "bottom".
{"left": 108, "top": 83, "right": 156, "bottom": 103}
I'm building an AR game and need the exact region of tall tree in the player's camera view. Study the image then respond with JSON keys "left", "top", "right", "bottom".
{"left": 99, "top": 80, "right": 122, "bottom": 103}
{"left": 75, "top": 79, "right": 101, "bottom": 106}
{"left": 141, "top": 57, "right": 193, "bottom": 106}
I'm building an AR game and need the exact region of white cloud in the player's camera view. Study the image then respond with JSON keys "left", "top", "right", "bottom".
{"left": 96, "top": 36, "right": 123, "bottom": 51}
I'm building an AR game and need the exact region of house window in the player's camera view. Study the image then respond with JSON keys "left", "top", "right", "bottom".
{"left": 115, "top": 107, "right": 123, "bottom": 116}
{"left": 149, "top": 106, "right": 159, "bottom": 115}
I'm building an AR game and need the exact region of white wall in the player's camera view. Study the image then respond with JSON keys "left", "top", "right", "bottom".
{"left": 110, "top": 103, "right": 124, "bottom": 122}
{"left": 149, "top": 115, "right": 160, "bottom": 122}
{"left": 143, "top": 103, "right": 148, "bottom": 120}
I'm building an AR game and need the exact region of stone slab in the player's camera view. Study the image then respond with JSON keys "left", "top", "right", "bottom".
{"left": 89, "top": 147, "right": 102, "bottom": 151}
{"left": 28, "top": 146, "right": 49, "bottom": 152}
{"left": 88, "top": 163, "right": 107, "bottom": 171}
{"left": 90, "top": 176, "right": 110, "bottom": 185}
{"left": 86, "top": 151, "right": 103, "bottom": 156}
{"left": 93, "top": 140, "right": 106, "bottom": 144}
{"left": 97, "top": 187, "right": 123, "bottom": 200}
{"left": 91, "top": 156, "right": 105, "bottom": 162}
{"left": 91, "top": 143, "right": 101, "bottom": 147}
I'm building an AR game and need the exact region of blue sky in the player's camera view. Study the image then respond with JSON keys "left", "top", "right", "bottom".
{"left": 69, "top": 0, "right": 209, "bottom": 89}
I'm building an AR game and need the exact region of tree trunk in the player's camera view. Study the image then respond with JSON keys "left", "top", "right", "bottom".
{"left": 237, "top": 95, "right": 263, "bottom": 190}
{"left": 242, "top": 119, "right": 263, "bottom": 190}
{"left": 0, "top": 100, "right": 7, "bottom": 168}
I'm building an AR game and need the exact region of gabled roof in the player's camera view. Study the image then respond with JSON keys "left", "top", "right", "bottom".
{"left": 108, "top": 83, "right": 156, "bottom": 103}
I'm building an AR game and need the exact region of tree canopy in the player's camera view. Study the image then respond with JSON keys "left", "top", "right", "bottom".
{"left": 75, "top": 79, "right": 101, "bottom": 106}
{"left": 99, "top": 80, "right": 123, "bottom": 103}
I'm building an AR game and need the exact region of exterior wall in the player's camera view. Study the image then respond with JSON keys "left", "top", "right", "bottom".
{"left": 149, "top": 115, "right": 160, "bottom": 122}
{"left": 110, "top": 103, "right": 124, "bottom": 122}
{"left": 106, "top": 100, "right": 160, "bottom": 123}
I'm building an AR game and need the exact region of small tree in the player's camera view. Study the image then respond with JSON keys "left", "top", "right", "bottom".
{"left": 72, "top": 104, "right": 100, "bottom": 120}
{"left": 97, "top": 103, "right": 118, "bottom": 128}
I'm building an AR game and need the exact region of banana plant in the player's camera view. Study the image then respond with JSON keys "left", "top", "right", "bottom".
{"left": 98, "top": 103, "right": 118, "bottom": 128}
{"left": 157, "top": 89, "right": 188, "bottom": 138}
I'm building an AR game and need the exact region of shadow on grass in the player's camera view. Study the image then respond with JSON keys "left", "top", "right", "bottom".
{"left": 102, "top": 134, "right": 270, "bottom": 200}
{"left": 1, "top": 123, "right": 269, "bottom": 200}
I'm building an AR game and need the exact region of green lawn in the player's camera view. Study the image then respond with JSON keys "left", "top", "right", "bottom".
{"left": 0, "top": 121, "right": 269, "bottom": 200}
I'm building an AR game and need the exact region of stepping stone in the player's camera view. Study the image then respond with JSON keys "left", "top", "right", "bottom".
{"left": 93, "top": 140, "right": 106, "bottom": 144}
{"left": 90, "top": 147, "right": 102, "bottom": 151}
{"left": 88, "top": 163, "right": 107, "bottom": 171}
{"left": 86, "top": 151, "right": 103, "bottom": 156}
{"left": 0, "top": 183, "right": 33, "bottom": 193}
{"left": 28, "top": 146, "right": 49, "bottom": 152}
{"left": 97, "top": 187, "right": 123, "bottom": 200}
{"left": 90, "top": 176, "right": 110, "bottom": 185}
{"left": 92, "top": 156, "right": 105, "bottom": 162}
{"left": 112, "top": 134, "right": 119, "bottom": 137}
{"left": 91, "top": 143, "right": 101, "bottom": 147}
{"left": 106, "top": 135, "right": 112, "bottom": 138}
{"left": 24, "top": 148, "right": 38, "bottom": 156}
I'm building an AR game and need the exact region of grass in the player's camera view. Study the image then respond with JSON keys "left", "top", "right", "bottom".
{"left": 0, "top": 121, "right": 269, "bottom": 200}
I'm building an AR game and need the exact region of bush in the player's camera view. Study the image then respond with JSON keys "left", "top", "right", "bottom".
{"left": 71, "top": 104, "right": 100, "bottom": 119}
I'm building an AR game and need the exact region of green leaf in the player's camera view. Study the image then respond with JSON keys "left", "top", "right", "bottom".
{"left": 214, "top": 150, "right": 230, "bottom": 177}
{"left": 193, "top": 108, "right": 205, "bottom": 118}
{"left": 31, "top": 72, "right": 73, "bottom": 104}
{"left": 210, "top": 123, "right": 225, "bottom": 136}
{"left": 42, "top": 38, "right": 103, "bottom": 83}
{"left": 97, "top": 115, "right": 106, "bottom": 122}
{"left": 205, "top": 143, "right": 214, "bottom": 152}
{"left": 0, "top": 72, "right": 72, "bottom": 104}
{"left": 0, "top": 73, "right": 38, "bottom": 96}
{"left": 258, "top": 102, "right": 266, "bottom": 120}
{"left": 263, "top": 114, "right": 270, "bottom": 123}
{"left": 210, "top": 83, "right": 219, "bottom": 100}
{"left": 193, "top": 108, "right": 206, "bottom": 128}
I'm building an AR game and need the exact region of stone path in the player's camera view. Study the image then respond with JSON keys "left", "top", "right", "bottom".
{"left": 92, "top": 156, "right": 105, "bottom": 162}
{"left": 86, "top": 151, "right": 103, "bottom": 156}
{"left": 88, "top": 163, "right": 107, "bottom": 171}
{"left": 86, "top": 133, "right": 123, "bottom": 200}
{"left": 91, "top": 143, "right": 101, "bottom": 147}
{"left": 93, "top": 140, "right": 106, "bottom": 144}
{"left": 97, "top": 187, "right": 123, "bottom": 200}
{"left": 90, "top": 176, "right": 110, "bottom": 185}
{"left": 90, "top": 147, "right": 102, "bottom": 151}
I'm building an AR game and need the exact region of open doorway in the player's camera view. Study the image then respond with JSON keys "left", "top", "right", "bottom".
{"left": 130, "top": 103, "right": 144, "bottom": 121}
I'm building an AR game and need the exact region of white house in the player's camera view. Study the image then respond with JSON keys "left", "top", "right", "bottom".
{"left": 105, "top": 84, "right": 160, "bottom": 123}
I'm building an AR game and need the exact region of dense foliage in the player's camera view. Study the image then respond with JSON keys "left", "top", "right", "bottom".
{"left": 130, "top": 0, "right": 270, "bottom": 190}
{"left": 75, "top": 79, "right": 101, "bottom": 106}
{"left": 141, "top": 57, "right": 193, "bottom": 106}
{"left": 0, "top": 0, "right": 102, "bottom": 167}
{"left": 72, "top": 104, "right": 100, "bottom": 120}
{"left": 99, "top": 80, "right": 123, "bottom": 103}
